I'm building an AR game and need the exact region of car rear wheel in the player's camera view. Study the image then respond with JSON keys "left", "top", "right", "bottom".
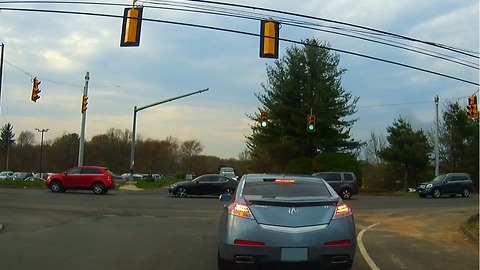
{"left": 461, "top": 188, "right": 470, "bottom": 197}
{"left": 177, "top": 187, "right": 187, "bottom": 198}
{"left": 92, "top": 182, "right": 106, "bottom": 194}
{"left": 217, "top": 249, "right": 233, "bottom": 270}
{"left": 340, "top": 189, "right": 352, "bottom": 199}
{"left": 50, "top": 180, "right": 63, "bottom": 193}
{"left": 432, "top": 188, "right": 441, "bottom": 198}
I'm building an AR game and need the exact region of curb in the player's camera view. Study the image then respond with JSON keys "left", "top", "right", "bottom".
{"left": 461, "top": 214, "right": 479, "bottom": 243}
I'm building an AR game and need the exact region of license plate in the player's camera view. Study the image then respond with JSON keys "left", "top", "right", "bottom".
{"left": 281, "top": 248, "right": 308, "bottom": 261}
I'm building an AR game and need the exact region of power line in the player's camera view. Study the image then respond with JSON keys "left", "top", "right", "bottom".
{"left": 0, "top": 6, "right": 477, "bottom": 86}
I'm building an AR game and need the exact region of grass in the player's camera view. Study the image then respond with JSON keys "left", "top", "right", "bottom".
{"left": 0, "top": 179, "right": 46, "bottom": 188}
{"left": 464, "top": 214, "right": 479, "bottom": 241}
{"left": 116, "top": 178, "right": 182, "bottom": 189}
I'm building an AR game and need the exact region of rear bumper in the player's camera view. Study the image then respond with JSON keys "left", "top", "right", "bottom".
{"left": 218, "top": 215, "right": 356, "bottom": 267}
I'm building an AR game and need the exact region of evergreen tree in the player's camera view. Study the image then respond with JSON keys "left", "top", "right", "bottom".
{"left": 380, "top": 118, "right": 432, "bottom": 189}
{"left": 0, "top": 123, "right": 15, "bottom": 170}
{"left": 246, "top": 38, "right": 360, "bottom": 171}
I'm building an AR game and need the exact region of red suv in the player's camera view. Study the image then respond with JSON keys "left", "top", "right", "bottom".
{"left": 46, "top": 166, "right": 116, "bottom": 194}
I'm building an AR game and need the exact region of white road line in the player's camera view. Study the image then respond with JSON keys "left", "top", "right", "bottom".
{"left": 357, "top": 222, "right": 381, "bottom": 270}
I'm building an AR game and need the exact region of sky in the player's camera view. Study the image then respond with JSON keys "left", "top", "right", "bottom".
{"left": 0, "top": 0, "right": 478, "bottom": 159}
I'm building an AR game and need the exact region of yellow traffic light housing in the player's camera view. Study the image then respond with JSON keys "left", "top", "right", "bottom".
{"left": 120, "top": 7, "right": 143, "bottom": 47}
{"left": 307, "top": 114, "right": 315, "bottom": 132}
{"left": 260, "top": 19, "right": 279, "bottom": 59}
{"left": 467, "top": 95, "right": 478, "bottom": 119}
{"left": 81, "top": 94, "right": 88, "bottom": 113}
{"left": 31, "top": 77, "right": 41, "bottom": 102}
{"left": 260, "top": 111, "right": 269, "bottom": 127}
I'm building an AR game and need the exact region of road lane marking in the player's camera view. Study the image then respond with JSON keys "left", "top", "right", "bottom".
{"left": 357, "top": 222, "right": 381, "bottom": 270}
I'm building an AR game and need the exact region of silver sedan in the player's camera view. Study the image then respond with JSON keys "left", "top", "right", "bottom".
{"left": 217, "top": 174, "right": 356, "bottom": 269}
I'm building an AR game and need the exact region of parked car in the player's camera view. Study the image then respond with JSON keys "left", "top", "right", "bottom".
{"left": 0, "top": 171, "right": 14, "bottom": 180}
{"left": 168, "top": 174, "right": 238, "bottom": 197}
{"left": 13, "top": 172, "right": 34, "bottom": 181}
{"left": 312, "top": 172, "right": 359, "bottom": 199}
{"left": 219, "top": 167, "right": 237, "bottom": 180}
{"left": 24, "top": 176, "right": 46, "bottom": 182}
{"left": 45, "top": 166, "right": 117, "bottom": 195}
{"left": 217, "top": 174, "right": 356, "bottom": 269}
{"left": 416, "top": 173, "right": 473, "bottom": 198}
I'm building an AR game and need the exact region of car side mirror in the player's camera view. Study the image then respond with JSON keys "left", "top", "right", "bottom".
{"left": 219, "top": 194, "right": 232, "bottom": 202}
{"left": 193, "top": 180, "right": 199, "bottom": 184}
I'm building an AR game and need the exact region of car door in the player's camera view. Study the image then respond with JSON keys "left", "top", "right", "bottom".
{"left": 441, "top": 175, "right": 456, "bottom": 194}
{"left": 65, "top": 167, "right": 83, "bottom": 187}
{"left": 80, "top": 167, "right": 102, "bottom": 188}
{"left": 189, "top": 175, "right": 210, "bottom": 195}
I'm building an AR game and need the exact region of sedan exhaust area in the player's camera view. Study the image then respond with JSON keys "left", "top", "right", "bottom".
{"left": 235, "top": 256, "right": 255, "bottom": 264}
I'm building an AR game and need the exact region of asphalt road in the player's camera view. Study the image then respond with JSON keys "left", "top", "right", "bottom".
{"left": 0, "top": 187, "right": 478, "bottom": 270}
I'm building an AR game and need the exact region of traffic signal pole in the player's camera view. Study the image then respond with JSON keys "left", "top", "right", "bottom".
{"left": 78, "top": 71, "right": 90, "bottom": 166}
{"left": 129, "top": 88, "right": 210, "bottom": 182}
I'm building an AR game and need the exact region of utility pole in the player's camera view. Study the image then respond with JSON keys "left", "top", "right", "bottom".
{"left": 78, "top": 72, "right": 90, "bottom": 166}
{"left": 129, "top": 88, "right": 210, "bottom": 182}
{"left": 0, "top": 43, "right": 4, "bottom": 106}
{"left": 35, "top": 128, "right": 49, "bottom": 178}
{"left": 434, "top": 95, "right": 439, "bottom": 176}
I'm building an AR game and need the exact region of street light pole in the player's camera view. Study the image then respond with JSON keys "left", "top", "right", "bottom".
{"left": 35, "top": 128, "right": 49, "bottom": 178}
{"left": 129, "top": 88, "right": 210, "bottom": 182}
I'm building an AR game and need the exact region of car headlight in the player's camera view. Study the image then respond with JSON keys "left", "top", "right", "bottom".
{"left": 426, "top": 184, "right": 433, "bottom": 188}
{"left": 170, "top": 184, "right": 177, "bottom": 188}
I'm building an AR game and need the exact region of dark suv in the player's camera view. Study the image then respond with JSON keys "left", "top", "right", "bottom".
{"left": 417, "top": 173, "right": 473, "bottom": 198}
{"left": 312, "top": 172, "right": 359, "bottom": 199}
{"left": 46, "top": 166, "right": 117, "bottom": 195}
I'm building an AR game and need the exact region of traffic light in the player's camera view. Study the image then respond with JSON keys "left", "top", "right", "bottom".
{"left": 467, "top": 95, "right": 478, "bottom": 119}
{"left": 260, "top": 111, "right": 268, "bottom": 127}
{"left": 307, "top": 114, "right": 315, "bottom": 132}
{"left": 30, "top": 77, "right": 41, "bottom": 102}
{"left": 120, "top": 7, "right": 143, "bottom": 47}
{"left": 81, "top": 95, "right": 88, "bottom": 113}
{"left": 259, "top": 19, "right": 279, "bottom": 59}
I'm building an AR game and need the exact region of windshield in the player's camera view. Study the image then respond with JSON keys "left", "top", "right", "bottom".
{"left": 431, "top": 175, "right": 446, "bottom": 182}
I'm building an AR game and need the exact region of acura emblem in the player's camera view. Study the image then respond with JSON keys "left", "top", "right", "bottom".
{"left": 288, "top": 207, "right": 298, "bottom": 216}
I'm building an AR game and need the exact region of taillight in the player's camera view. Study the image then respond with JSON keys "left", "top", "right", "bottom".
{"left": 234, "top": 239, "right": 265, "bottom": 246}
{"left": 324, "top": 239, "right": 351, "bottom": 246}
{"left": 332, "top": 203, "right": 352, "bottom": 219}
{"left": 228, "top": 202, "right": 254, "bottom": 219}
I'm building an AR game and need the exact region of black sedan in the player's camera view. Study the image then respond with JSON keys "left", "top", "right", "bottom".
{"left": 168, "top": 174, "right": 238, "bottom": 197}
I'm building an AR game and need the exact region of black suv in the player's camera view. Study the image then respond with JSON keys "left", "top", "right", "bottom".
{"left": 417, "top": 173, "right": 473, "bottom": 198}
{"left": 312, "top": 172, "right": 359, "bottom": 199}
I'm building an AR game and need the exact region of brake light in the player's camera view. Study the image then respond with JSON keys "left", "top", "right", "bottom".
{"left": 324, "top": 239, "right": 351, "bottom": 246}
{"left": 274, "top": 179, "right": 295, "bottom": 184}
{"left": 228, "top": 202, "right": 253, "bottom": 219}
{"left": 234, "top": 239, "right": 265, "bottom": 246}
{"left": 332, "top": 203, "right": 352, "bottom": 219}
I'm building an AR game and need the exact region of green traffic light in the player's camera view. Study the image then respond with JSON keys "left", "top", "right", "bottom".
{"left": 308, "top": 125, "right": 314, "bottom": 131}
{"left": 261, "top": 121, "right": 267, "bottom": 127}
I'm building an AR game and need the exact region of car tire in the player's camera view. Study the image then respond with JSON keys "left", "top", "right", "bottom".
{"left": 340, "top": 189, "right": 352, "bottom": 200}
{"left": 432, "top": 188, "right": 441, "bottom": 198}
{"left": 177, "top": 187, "right": 187, "bottom": 198}
{"left": 92, "top": 182, "right": 106, "bottom": 194}
{"left": 217, "top": 249, "right": 233, "bottom": 270}
{"left": 50, "top": 180, "right": 63, "bottom": 193}
{"left": 223, "top": 188, "right": 234, "bottom": 195}
{"left": 461, "top": 188, "right": 470, "bottom": 197}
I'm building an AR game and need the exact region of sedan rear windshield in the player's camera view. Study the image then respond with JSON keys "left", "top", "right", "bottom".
{"left": 243, "top": 181, "right": 331, "bottom": 198}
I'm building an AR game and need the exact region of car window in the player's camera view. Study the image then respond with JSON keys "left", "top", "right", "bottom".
{"left": 66, "top": 168, "right": 82, "bottom": 175}
{"left": 243, "top": 181, "right": 331, "bottom": 197}
{"left": 82, "top": 168, "right": 102, "bottom": 174}
{"left": 451, "top": 175, "right": 467, "bottom": 181}
{"left": 344, "top": 173, "right": 354, "bottom": 182}
{"left": 319, "top": 173, "right": 341, "bottom": 182}
{"left": 196, "top": 176, "right": 210, "bottom": 183}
